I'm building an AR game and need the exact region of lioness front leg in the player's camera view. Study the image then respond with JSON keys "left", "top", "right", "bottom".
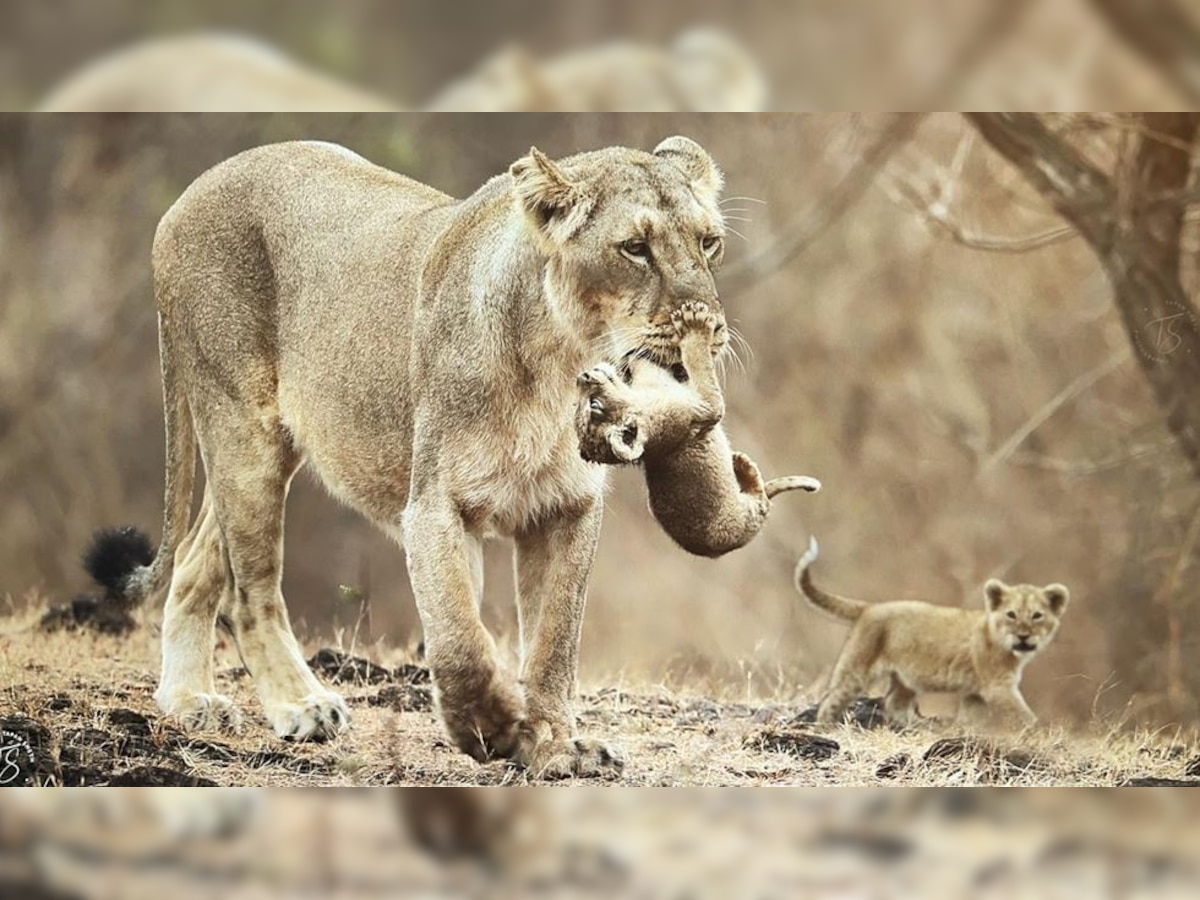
{"left": 403, "top": 494, "right": 525, "bottom": 761}
{"left": 671, "top": 300, "right": 725, "bottom": 428}
{"left": 513, "top": 498, "right": 625, "bottom": 779}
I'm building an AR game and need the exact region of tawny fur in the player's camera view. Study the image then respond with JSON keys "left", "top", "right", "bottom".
{"left": 576, "top": 301, "right": 819, "bottom": 557}
{"left": 88, "top": 136, "right": 729, "bottom": 777}
{"left": 795, "top": 538, "right": 1070, "bottom": 729}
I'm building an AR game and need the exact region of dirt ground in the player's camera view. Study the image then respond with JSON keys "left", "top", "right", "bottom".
{"left": 3, "top": 607, "right": 1199, "bottom": 788}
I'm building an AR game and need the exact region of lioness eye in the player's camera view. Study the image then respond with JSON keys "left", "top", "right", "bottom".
{"left": 620, "top": 239, "right": 652, "bottom": 262}
{"left": 702, "top": 235, "right": 722, "bottom": 255}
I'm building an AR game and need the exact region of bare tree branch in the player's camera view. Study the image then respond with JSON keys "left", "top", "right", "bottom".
{"left": 981, "top": 349, "right": 1131, "bottom": 474}
{"left": 719, "top": 114, "right": 923, "bottom": 293}
{"left": 880, "top": 165, "right": 1080, "bottom": 254}
{"left": 1091, "top": 0, "right": 1200, "bottom": 104}
{"left": 969, "top": 112, "right": 1200, "bottom": 476}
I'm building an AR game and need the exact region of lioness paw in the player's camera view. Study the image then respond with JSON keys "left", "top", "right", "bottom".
{"left": 155, "top": 689, "right": 244, "bottom": 734}
{"left": 525, "top": 737, "right": 626, "bottom": 781}
{"left": 267, "top": 691, "right": 350, "bottom": 742}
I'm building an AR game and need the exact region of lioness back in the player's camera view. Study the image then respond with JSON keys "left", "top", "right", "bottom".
{"left": 154, "top": 141, "right": 462, "bottom": 520}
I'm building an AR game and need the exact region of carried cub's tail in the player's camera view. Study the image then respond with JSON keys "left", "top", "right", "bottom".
{"left": 794, "top": 537, "right": 868, "bottom": 622}
{"left": 764, "top": 475, "right": 821, "bottom": 499}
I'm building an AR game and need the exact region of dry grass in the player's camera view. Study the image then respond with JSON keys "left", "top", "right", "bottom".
{"left": 3, "top": 603, "right": 1197, "bottom": 788}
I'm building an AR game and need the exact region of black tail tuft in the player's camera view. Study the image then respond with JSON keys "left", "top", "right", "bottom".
{"left": 83, "top": 526, "right": 154, "bottom": 598}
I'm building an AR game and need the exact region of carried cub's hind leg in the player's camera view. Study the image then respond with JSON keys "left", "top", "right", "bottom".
{"left": 196, "top": 407, "right": 350, "bottom": 742}
{"left": 155, "top": 491, "right": 242, "bottom": 732}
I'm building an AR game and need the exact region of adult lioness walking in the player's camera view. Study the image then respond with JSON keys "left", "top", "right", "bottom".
{"left": 86, "top": 136, "right": 728, "bottom": 777}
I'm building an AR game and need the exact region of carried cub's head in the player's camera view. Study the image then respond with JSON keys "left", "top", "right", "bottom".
{"left": 509, "top": 136, "right": 728, "bottom": 364}
{"left": 983, "top": 579, "right": 1070, "bottom": 657}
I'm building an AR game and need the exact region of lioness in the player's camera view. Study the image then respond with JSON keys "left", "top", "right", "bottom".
{"left": 576, "top": 300, "right": 820, "bottom": 557}
{"left": 85, "top": 136, "right": 729, "bottom": 777}
{"left": 794, "top": 538, "right": 1069, "bottom": 728}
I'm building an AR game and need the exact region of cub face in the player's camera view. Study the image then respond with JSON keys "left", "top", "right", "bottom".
{"left": 983, "top": 579, "right": 1070, "bottom": 657}
{"left": 509, "top": 136, "right": 728, "bottom": 364}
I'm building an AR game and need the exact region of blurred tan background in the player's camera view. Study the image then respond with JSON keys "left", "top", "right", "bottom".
{"left": 5, "top": 112, "right": 1200, "bottom": 731}
{"left": 0, "top": 0, "right": 1194, "bottom": 111}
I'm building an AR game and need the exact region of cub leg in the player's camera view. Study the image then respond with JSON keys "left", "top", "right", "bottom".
{"left": 672, "top": 301, "right": 725, "bottom": 427}
{"left": 817, "top": 629, "right": 875, "bottom": 724}
{"left": 883, "top": 675, "right": 918, "bottom": 727}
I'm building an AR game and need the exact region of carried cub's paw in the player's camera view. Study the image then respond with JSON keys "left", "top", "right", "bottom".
{"left": 577, "top": 362, "right": 625, "bottom": 423}
{"left": 671, "top": 300, "right": 721, "bottom": 342}
{"left": 731, "top": 451, "right": 766, "bottom": 495}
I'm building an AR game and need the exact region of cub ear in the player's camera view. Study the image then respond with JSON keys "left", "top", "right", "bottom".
{"left": 984, "top": 579, "right": 1008, "bottom": 611}
{"left": 510, "top": 147, "right": 592, "bottom": 243}
{"left": 653, "top": 135, "right": 724, "bottom": 201}
{"left": 1043, "top": 584, "right": 1070, "bottom": 615}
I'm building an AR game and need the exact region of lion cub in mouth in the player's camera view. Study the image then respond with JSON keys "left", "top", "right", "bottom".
{"left": 795, "top": 538, "right": 1069, "bottom": 728}
{"left": 577, "top": 301, "right": 820, "bottom": 558}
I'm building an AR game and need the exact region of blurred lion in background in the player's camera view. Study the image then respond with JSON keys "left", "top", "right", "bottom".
{"left": 38, "top": 28, "right": 767, "bottom": 112}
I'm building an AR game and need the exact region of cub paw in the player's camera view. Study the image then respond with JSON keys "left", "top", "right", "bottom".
{"left": 671, "top": 300, "right": 721, "bottom": 341}
{"left": 731, "top": 451, "right": 766, "bottom": 495}
{"left": 577, "top": 362, "right": 625, "bottom": 423}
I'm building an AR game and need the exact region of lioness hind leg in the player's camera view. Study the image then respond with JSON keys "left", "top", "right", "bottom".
{"left": 154, "top": 491, "right": 242, "bottom": 732}
{"left": 198, "top": 414, "right": 349, "bottom": 742}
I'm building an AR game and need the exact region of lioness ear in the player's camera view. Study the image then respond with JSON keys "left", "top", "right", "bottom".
{"left": 984, "top": 579, "right": 1007, "bottom": 611}
{"left": 653, "top": 135, "right": 724, "bottom": 200}
{"left": 510, "top": 147, "right": 592, "bottom": 243}
{"left": 1044, "top": 584, "right": 1070, "bottom": 615}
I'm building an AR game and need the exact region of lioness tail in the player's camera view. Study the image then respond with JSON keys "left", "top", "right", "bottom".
{"left": 794, "top": 537, "right": 868, "bottom": 622}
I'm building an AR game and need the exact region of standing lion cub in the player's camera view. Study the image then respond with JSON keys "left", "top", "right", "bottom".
{"left": 577, "top": 300, "right": 820, "bottom": 557}
{"left": 795, "top": 538, "right": 1069, "bottom": 728}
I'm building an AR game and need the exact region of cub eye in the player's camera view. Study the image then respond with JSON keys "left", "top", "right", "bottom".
{"left": 702, "top": 235, "right": 722, "bottom": 256}
{"left": 1032, "top": 611, "right": 1044, "bottom": 620}
{"left": 620, "top": 239, "right": 652, "bottom": 263}
{"left": 1005, "top": 611, "right": 1017, "bottom": 620}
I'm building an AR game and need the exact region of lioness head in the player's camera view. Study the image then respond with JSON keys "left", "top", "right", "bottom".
{"left": 509, "top": 136, "right": 728, "bottom": 365}
{"left": 983, "top": 579, "right": 1070, "bottom": 657}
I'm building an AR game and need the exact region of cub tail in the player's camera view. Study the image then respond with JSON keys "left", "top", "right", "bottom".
{"left": 764, "top": 475, "right": 821, "bottom": 499}
{"left": 794, "top": 537, "right": 867, "bottom": 622}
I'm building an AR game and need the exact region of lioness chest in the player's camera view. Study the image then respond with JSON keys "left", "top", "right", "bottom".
{"left": 443, "top": 380, "right": 607, "bottom": 537}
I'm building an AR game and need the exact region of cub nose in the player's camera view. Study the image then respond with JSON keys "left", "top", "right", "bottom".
{"left": 1017, "top": 633, "right": 1032, "bottom": 641}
